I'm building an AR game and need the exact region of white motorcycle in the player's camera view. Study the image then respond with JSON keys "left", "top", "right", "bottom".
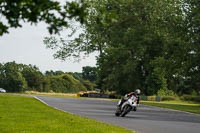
{"left": 115, "top": 95, "right": 139, "bottom": 117}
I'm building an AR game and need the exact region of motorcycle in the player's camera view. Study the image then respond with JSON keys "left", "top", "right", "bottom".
{"left": 115, "top": 95, "right": 139, "bottom": 117}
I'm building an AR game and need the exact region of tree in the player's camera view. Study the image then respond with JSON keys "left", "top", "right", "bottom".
{"left": 0, "top": 63, "right": 5, "bottom": 88}
{"left": 182, "top": 0, "right": 200, "bottom": 94}
{"left": 44, "top": 0, "right": 200, "bottom": 95}
{"left": 0, "top": 0, "right": 87, "bottom": 36}
{"left": 45, "top": 70, "right": 64, "bottom": 76}
{"left": 20, "top": 64, "right": 44, "bottom": 91}
{"left": 89, "top": 0, "right": 188, "bottom": 95}
{"left": 43, "top": 0, "right": 109, "bottom": 60}
{"left": 2, "top": 62, "right": 27, "bottom": 92}
{"left": 82, "top": 66, "right": 97, "bottom": 82}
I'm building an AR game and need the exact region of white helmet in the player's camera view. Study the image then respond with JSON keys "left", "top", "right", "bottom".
{"left": 135, "top": 89, "right": 141, "bottom": 95}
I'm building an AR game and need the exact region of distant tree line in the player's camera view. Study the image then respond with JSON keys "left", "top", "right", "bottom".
{"left": 0, "top": 62, "right": 96, "bottom": 93}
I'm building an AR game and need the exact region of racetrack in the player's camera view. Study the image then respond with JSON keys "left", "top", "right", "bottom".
{"left": 36, "top": 96, "right": 200, "bottom": 133}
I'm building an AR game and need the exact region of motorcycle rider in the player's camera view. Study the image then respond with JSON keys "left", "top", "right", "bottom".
{"left": 118, "top": 89, "right": 141, "bottom": 110}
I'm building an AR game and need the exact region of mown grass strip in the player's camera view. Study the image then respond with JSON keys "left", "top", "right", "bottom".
{"left": 141, "top": 100, "right": 200, "bottom": 115}
{"left": 0, "top": 94, "right": 133, "bottom": 133}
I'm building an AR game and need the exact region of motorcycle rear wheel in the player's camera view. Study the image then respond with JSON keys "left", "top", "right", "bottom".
{"left": 115, "top": 112, "right": 120, "bottom": 116}
{"left": 115, "top": 106, "right": 121, "bottom": 116}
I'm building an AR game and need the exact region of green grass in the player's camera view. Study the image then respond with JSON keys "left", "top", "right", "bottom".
{"left": 0, "top": 94, "right": 132, "bottom": 133}
{"left": 141, "top": 100, "right": 200, "bottom": 114}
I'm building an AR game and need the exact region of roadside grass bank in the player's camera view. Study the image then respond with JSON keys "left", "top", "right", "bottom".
{"left": 0, "top": 94, "right": 133, "bottom": 133}
{"left": 141, "top": 100, "right": 200, "bottom": 115}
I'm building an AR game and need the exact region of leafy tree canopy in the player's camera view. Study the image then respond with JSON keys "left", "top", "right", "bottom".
{"left": 44, "top": 0, "right": 200, "bottom": 95}
{"left": 0, "top": 0, "right": 87, "bottom": 36}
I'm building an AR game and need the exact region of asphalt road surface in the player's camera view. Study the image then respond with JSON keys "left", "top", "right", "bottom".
{"left": 36, "top": 96, "right": 200, "bottom": 133}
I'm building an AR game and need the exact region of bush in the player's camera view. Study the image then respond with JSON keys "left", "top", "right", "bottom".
{"left": 180, "top": 95, "right": 200, "bottom": 102}
{"left": 140, "top": 95, "right": 177, "bottom": 101}
{"left": 147, "top": 96, "right": 156, "bottom": 101}
{"left": 82, "top": 80, "right": 96, "bottom": 91}
{"left": 161, "top": 96, "right": 178, "bottom": 101}
{"left": 157, "top": 89, "right": 177, "bottom": 97}
{"left": 49, "top": 74, "right": 87, "bottom": 93}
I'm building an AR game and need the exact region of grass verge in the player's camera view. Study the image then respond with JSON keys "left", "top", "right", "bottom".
{"left": 141, "top": 100, "right": 200, "bottom": 115}
{"left": 23, "top": 91, "right": 78, "bottom": 97}
{"left": 0, "top": 94, "right": 132, "bottom": 133}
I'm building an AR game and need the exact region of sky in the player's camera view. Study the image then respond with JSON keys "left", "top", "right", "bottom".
{"left": 0, "top": 22, "right": 97, "bottom": 73}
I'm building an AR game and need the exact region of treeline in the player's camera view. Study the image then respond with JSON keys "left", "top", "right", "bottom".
{"left": 0, "top": 62, "right": 96, "bottom": 93}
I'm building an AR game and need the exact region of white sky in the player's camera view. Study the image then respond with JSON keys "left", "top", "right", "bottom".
{"left": 0, "top": 22, "right": 97, "bottom": 73}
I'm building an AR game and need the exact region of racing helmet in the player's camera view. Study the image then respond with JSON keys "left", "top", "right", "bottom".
{"left": 135, "top": 89, "right": 141, "bottom": 95}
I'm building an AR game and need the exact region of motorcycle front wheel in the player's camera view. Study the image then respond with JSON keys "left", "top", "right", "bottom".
{"left": 121, "top": 105, "right": 131, "bottom": 117}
